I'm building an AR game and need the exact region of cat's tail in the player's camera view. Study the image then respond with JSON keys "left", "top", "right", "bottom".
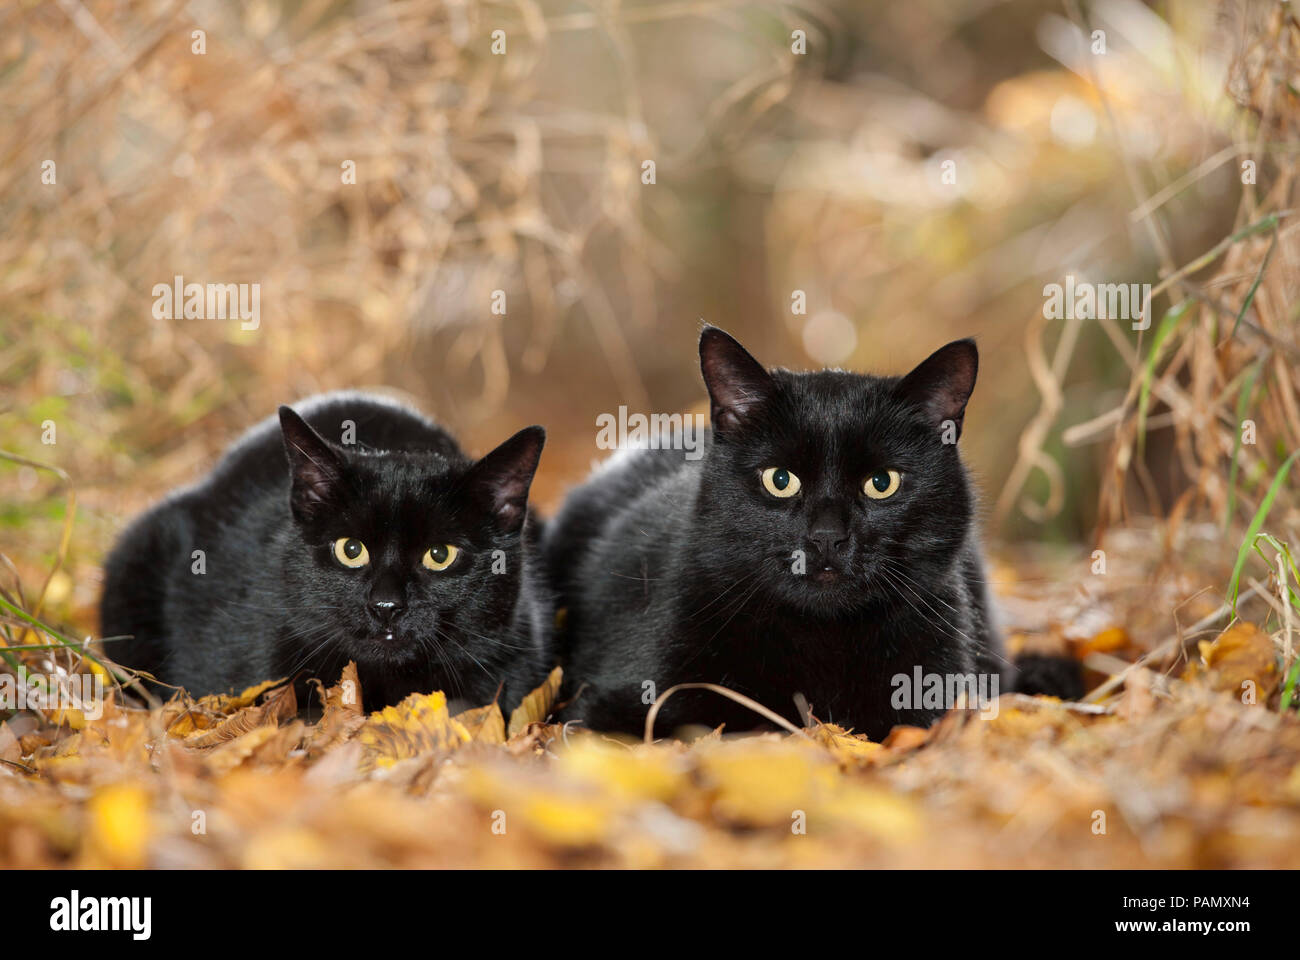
{"left": 1011, "top": 653, "right": 1085, "bottom": 700}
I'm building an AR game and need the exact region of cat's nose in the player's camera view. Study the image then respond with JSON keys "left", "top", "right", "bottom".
{"left": 807, "top": 502, "right": 850, "bottom": 562}
{"left": 369, "top": 598, "right": 405, "bottom": 625}
{"left": 807, "top": 530, "right": 850, "bottom": 561}
{"left": 367, "top": 578, "right": 407, "bottom": 625}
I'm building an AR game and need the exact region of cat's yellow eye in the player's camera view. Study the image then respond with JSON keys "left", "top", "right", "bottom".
{"left": 863, "top": 469, "right": 902, "bottom": 500}
{"left": 760, "top": 467, "right": 801, "bottom": 498}
{"left": 333, "top": 537, "right": 370, "bottom": 568}
{"left": 422, "top": 544, "right": 460, "bottom": 572}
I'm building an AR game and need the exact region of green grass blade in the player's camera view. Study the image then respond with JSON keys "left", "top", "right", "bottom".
{"left": 1231, "top": 226, "right": 1278, "bottom": 338}
{"left": 0, "top": 594, "right": 107, "bottom": 670}
{"left": 1282, "top": 658, "right": 1300, "bottom": 712}
{"left": 1229, "top": 449, "right": 1300, "bottom": 613}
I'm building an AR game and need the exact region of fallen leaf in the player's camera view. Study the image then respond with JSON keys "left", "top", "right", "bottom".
{"left": 184, "top": 682, "right": 297, "bottom": 749}
{"left": 304, "top": 662, "right": 366, "bottom": 753}
{"left": 1186, "top": 622, "right": 1279, "bottom": 702}
{"left": 1077, "top": 626, "right": 1130, "bottom": 657}
{"left": 1118, "top": 666, "right": 1155, "bottom": 721}
{"left": 696, "top": 740, "right": 829, "bottom": 826}
{"left": 357, "top": 691, "right": 471, "bottom": 770}
{"left": 560, "top": 739, "right": 683, "bottom": 802}
{"left": 82, "top": 784, "right": 150, "bottom": 868}
{"left": 162, "top": 676, "right": 289, "bottom": 737}
{"left": 881, "top": 725, "right": 931, "bottom": 754}
{"left": 808, "top": 722, "right": 885, "bottom": 766}
{"left": 508, "top": 667, "right": 562, "bottom": 738}
{"left": 0, "top": 722, "right": 21, "bottom": 764}
{"left": 197, "top": 677, "right": 287, "bottom": 713}
{"left": 454, "top": 703, "right": 507, "bottom": 745}
{"left": 521, "top": 793, "right": 610, "bottom": 848}
{"left": 821, "top": 784, "right": 923, "bottom": 842}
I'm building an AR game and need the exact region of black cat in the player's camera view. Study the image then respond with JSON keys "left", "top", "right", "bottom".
{"left": 545, "top": 326, "right": 1014, "bottom": 739}
{"left": 101, "top": 392, "right": 549, "bottom": 713}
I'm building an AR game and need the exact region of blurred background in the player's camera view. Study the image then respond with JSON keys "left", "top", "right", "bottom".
{"left": 2, "top": 0, "right": 1297, "bottom": 637}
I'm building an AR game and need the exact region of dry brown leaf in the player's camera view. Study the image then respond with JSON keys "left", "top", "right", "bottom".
{"left": 1118, "top": 666, "right": 1156, "bottom": 721}
{"left": 1186, "top": 622, "right": 1280, "bottom": 702}
{"left": 508, "top": 667, "right": 562, "bottom": 738}
{"left": 504, "top": 721, "right": 565, "bottom": 757}
{"left": 162, "top": 676, "right": 289, "bottom": 737}
{"left": 808, "top": 722, "right": 884, "bottom": 767}
{"left": 195, "top": 677, "right": 286, "bottom": 714}
{"left": 184, "top": 682, "right": 297, "bottom": 749}
{"left": 0, "top": 722, "right": 22, "bottom": 764}
{"left": 881, "top": 725, "right": 931, "bottom": 754}
{"left": 19, "top": 733, "right": 51, "bottom": 755}
{"left": 203, "top": 725, "right": 284, "bottom": 775}
{"left": 304, "top": 662, "right": 366, "bottom": 753}
{"left": 454, "top": 703, "right": 507, "bottom": 745}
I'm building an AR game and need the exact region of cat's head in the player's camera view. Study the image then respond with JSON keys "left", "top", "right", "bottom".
{"left": 277, "top": 406, "right": 544, "bottom": 688}
{"left": 695, "top": 326, "right": 978, "bottom": 616}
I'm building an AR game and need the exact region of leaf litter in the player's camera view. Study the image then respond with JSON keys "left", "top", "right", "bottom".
{"left": 4, "top": 530, "right": 1300, "bottom": 868}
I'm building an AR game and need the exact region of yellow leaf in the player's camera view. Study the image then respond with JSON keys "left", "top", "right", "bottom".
{"left": 454, "top": 702, "right": 507, "bottom": 745}
{"left": 697, "top": 741, "right": 826, "bottom": 826}
{"left": 84, "top": 784, "right": 150, "bottom": 868}
{"left": 560, "top": 738, "right": 683, "bottom": 802}
{"left": 521, "top": 793, "right": 610, "bottom": 847}
{"left": 508, "top": 666, "right": 562, "bottom": 738}
{"left": 50, "top": 706, "right": 87, "bottom": 729}
{"left": 242, "top": 827, "right": 331, "bottom": 869}
{"left": 1078, "top": 626, "right": 1129, "bottom": 657}
{"left": 807, "top": 723, "right": 884, "bottom": 766}
{"left": 357, "top": 690, "right": 470, "bottom": 770}
{"left": 822, "top": 784, "right": 922, "bottom": 842}
{"left": 204, "top": 677, "right": 286, "bottom": 713}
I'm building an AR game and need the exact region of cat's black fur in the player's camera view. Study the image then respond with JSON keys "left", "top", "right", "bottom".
{"left": 545, "top": 327, "right": 1013, "bottom": 739}
{"left": 102, "top": 392, "right": 550, "bottom": 713}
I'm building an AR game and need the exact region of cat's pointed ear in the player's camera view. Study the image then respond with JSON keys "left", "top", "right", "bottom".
{"left": 279, "top": 406, "right": 346, "bottom": 522}
{"left": 894, "top": 339, "right": 979, "bottom": 439}
{"left": 699, "top": 326, "right": 776, "bottom": 433}
{"left": 465, "top": 426, "right": 545, "bottom": 533}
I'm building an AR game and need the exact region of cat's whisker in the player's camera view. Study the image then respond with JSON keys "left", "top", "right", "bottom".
{"left": 284, "top": 631, "right": 340, "bottom": 678}
{"left": 434, "top": 627, "right": 492, "bottom": 682}
{"left": 441, "top": 622, "right": 531, "bottom": 652}
{"left": 427, "top": 630, "right": 468, "bottom": 697}
{"left": 873, "top": 564, "right": 953, "bottom": 639}
{"left": 685, "top": 566, "right": 764, "bottom": 622}
{"left": 880, "top": 559, "right": 963, "bottom": 616}
{"left": 876, "top": 561, "right": 1015, "bottom": 671}
{"left": 679, "top": 564, "right": 773, "bottom": 671}
{"left": 214, "top": 599, "right": 345, "bottom": 612}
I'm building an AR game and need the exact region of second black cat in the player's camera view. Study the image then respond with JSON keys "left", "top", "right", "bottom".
{"left": 545, "top": 327, "right": 1010, "bottom": 739}
{"left": 102, "top": 392, "right": 549, "bottom": 712}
